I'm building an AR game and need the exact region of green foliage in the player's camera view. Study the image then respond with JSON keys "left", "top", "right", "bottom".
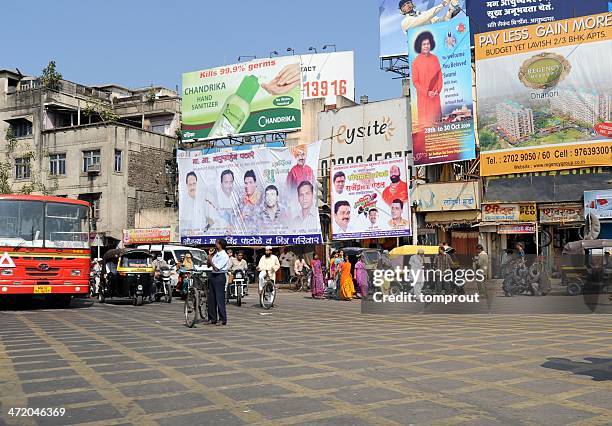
{"left": 40, "top": 60, "right": 62, "bottom": 90}
{"left": 145, "top": 88, "right": 157, "bottom": 105}
{"left": 479, "top": 130, "right": 500, "bottom": 150}
{"left": 84, "top": 102, "right": 119, "bottom": 122}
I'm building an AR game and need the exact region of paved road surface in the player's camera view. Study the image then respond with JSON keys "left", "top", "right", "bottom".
{"left": 1, "top": 291, "right": 611, "bottom": 425}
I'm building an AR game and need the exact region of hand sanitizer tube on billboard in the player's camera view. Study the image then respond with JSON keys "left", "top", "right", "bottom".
{"left": 208, "top": 75, "right": 259, "bottom": 138}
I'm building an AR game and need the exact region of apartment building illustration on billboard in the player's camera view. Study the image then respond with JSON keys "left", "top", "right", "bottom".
{"left": 551, "top": 89, "right": 612, "bottom": 127}
{"left": 495, "top": 100, "right": 534, "bottom": 142}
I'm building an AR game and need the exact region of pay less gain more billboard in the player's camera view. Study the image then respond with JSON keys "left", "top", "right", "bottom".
{"left": 475, "top": 13, "right": 612, "bottom": 176}
{"left": 182, "top": 57, "right": 302, "bottom": 141}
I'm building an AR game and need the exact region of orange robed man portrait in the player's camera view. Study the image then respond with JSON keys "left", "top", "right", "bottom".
{"left": 411, "top": 31, "right": 443, "bottom": 128}
{"left": 382, "top": 164, "right": 408, "bottom": 206}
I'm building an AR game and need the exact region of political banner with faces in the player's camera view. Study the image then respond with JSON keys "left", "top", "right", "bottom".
{"left": 330, "top": 157, "right": 411, "bottom": 240}
{"left": 177, "top": 142, "right": 323, "bottom": 246}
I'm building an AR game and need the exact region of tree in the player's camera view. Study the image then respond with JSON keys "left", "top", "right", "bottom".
{"left": 40, "top": 60, "right": 62, "bottom": 90}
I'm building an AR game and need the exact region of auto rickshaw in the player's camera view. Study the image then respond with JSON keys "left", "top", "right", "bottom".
{"left": 99, "top": 249, "right": 155, "bottom": 306}
{"left": 561, "top": 239, "right": 612, "bottom": 296}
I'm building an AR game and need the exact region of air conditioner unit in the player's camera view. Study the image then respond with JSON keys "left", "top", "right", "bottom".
{"left": 86, "top": 163, "right": 101, "bottom": 174}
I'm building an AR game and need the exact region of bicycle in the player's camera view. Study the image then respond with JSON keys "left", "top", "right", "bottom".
{"left": 290, "top": 270, "right": 311, "bottom": 292}
{"left": 184, "top": 271, "right": 209, "bottom": 328}
{"left": 260, "top": 271, "right": 276, "bottom": 310}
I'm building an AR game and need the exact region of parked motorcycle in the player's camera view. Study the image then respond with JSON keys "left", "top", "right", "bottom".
{"left": 502, "top": 258, "right": 549, "bottom": 296}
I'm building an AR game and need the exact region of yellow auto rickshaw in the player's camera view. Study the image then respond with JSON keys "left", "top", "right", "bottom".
{"left": 99, "top": 249, "right": 155, "bottom": 306}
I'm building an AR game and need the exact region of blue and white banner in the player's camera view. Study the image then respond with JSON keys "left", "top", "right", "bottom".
{"left": 178, "top": 142, "right": 323, "bottom": 246}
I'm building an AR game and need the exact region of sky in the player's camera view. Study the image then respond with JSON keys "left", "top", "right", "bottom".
{"left": 1, "top": 0, "right": 401, "bottom": 101}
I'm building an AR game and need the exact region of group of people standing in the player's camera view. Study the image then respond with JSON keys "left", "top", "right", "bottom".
{"left": 326, "top": 250, "right": 369, "bottom": 301}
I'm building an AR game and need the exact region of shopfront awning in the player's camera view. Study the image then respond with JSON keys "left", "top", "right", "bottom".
{"left": 425, "top": 210, "right": 481, "bottom": 225}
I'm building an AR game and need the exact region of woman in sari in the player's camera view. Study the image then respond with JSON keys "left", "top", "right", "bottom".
{"left": 339, "top": 255, "right": 355, "bottom": 301}
{"left": 310, "top": 253, "right": 325, "bottom": 299}
{"left": 354, "top": 254, "right": 369, "bottom": 299}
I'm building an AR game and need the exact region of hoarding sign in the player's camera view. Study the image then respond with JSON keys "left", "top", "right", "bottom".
{"left": 301, "top": 51, "right": 355, "bottom": 105}
{"left": 317, "top": 98, "right": 413, "bottom": 175}
{"left": 182, "top": 56, "right": 302, "bottom": 141}
{"left": 379, "top": 0, "right": 466, "bottom": 57}
{"left": 482, "top": 202, "right": 536, "bottom": 222}
{"left": 466, "top": 0, "right": 609, "bottom": 35}
{"left": 408, "top": 17, "right": 476, "bottom": 165}
{"left": 539, "top": 204, "right": 583, "bottom": 223}
{"left": 498, "top": 223, "right": 536, "bottom": 234}
{"left": 475, "top": 13, "right": 612, "bottom": 176}
{"left": 122, "top": 228, "right": 172, "bottom": 245}
{"left": 330, "top": 157, "right": 411, "bottom": 240}
{"left": 584, "top": 189, "right": 612, "bottom": 219}
{"left": 177, "top": 142, "right": 323, "bottom": 246}
{"left": 415, "top": 181, "right": 480, "bottom": 212}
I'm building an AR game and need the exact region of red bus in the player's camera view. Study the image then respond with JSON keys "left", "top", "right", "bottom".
{"left": 0, "top": 194, "right": 91, "bottom": 306}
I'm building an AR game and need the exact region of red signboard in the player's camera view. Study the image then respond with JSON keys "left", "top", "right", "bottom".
{"left": 123, "top": 228, "right": 171, "bottom": 245}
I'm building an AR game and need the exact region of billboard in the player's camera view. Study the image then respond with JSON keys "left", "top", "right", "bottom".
{"left": 177, "top": 142, "right": 323, "bottom": 246}
{"left": 317, "top": 98, "right": 413, "bottom": 176}
{"left": 584, "top": 189, "right": 612, "bottom": 219}
{"left": 380, "top": 0, "right": 466, "bottom": 57}
{"left": 475, "top": 13, "right": 612, "bottom": 176}
{"left": 182, "top": 56, "right": 302, "bottom": 141}
{"left": 466, "top": 0, "right": 609, "bottom": 35}
{"left": 123, "top": 228, "right": 172, "bottom": 245}
{"left": 330, "top": 157, "right": 411, "bottom": 240}
{"left": 408, "top": 16, "right": 476, "bottom": 165}
{"left": 300, "top": 51, "right": 355, "bottom": 105}
{"left": 415, "top": 181, "right": 480, "bottom": 212}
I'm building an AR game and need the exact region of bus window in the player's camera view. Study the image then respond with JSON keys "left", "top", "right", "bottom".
{"left": 45, "top": 203, "right": 89, "bottom": 248}
{"left": 0, "top": 200, "right": 44, "bottom": 247}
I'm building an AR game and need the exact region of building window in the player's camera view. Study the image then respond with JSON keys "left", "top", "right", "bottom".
{"left": 83, "top": 150, "right": 100, "bottom": 172}
{"left": 15, "top": 157, "right": 31, "bottom": 180}
{"left": 114, "top": 150, "right": 122, "bottom": 172}
{"left": 8, "top": 119, "right": 33, "bottom": 138}
{"left": 49, "top": 153, "right": 66, "bottom": 176}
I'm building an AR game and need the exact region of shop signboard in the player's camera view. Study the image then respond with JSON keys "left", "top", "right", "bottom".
{"left": 482, "top": 202, "right": 536, "bottom": 221}
{"left": 539, "top": 204, "right": 584, "bottom": 224}
{"left": 177, "top": 142, "right": 323, "bottom": 246}
{"left": 475, "top": 13, "right": 612, "bottom": 176}
{"left": 416, "top": 181, "right": 479, "bottom": 212}
{"left": 498, "top": 223, "right": 536, "bottom": 234}
{"left": 122, "top": 228, "right": 172, "bottom": 245}
{"left": 330, "top": 157, "right": 411, "bottom": 240}
{"left": 182, "top": 56, "right": 302, "bottom": 141}
{"left": 300, "top": 51, "right": 355, "bottom": 105}
{"left": 584, "top": 189, "right": 612, "bottom": 219}
{"left": 317, "top": 97, "right": 413, "bottom": 176}
{"left": 408, "top": 16, "right": 477, "bottom": 166}
{"left": 379, "top": 0, "right": 466, "bottom": 57}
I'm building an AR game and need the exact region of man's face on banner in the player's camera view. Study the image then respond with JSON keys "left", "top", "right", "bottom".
{"left": 245, "top": 177, "right": 256, "bottom": 196}
{"left": 187, "top": 175, "right": 197, "bottom": 199}
{"left": 391, "top": 202, "right": 402, "bottom": 219}
{"left": 368, "top": 209, "right": 378, "bottom": 224}
{"left": 298, "top": 184, "right": 313, "bottom": 211}
{"left": 221, "top": 172, "right": 234, "bottom": 194}
{"left": 336, "top": 205, "right": 351, "bottom": 229}
{"left": 265, "top": 188, "right": 278, "bottom": 208}
{"left": 334, "top": 175, "right": 346, "bottom": 194}
{"left": 295, "top": 149, "right": 306, "bottom": 166}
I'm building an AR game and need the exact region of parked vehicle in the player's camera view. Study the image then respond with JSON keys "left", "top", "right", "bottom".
{"left": 561, "top": 239, "right": 612, "bottom": 296}
{"left": 153, "top": 266, "right": 173, "bottom": 303}
{"left": 226, "top": 269, "right": 248, "bottom": 306}
{"left": 99, "top": 249, "right": 154, "bottom": 306}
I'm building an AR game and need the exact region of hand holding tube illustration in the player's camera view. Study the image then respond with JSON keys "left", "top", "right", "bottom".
{"left": 261, "top": 63, "right": 301, "bottom": 95}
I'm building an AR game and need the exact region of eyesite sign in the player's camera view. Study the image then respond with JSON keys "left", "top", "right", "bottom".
{"left": 182, "top": 57, "right": 302, "bottom": 141}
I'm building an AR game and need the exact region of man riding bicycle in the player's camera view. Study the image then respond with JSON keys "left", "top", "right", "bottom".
{"left": 293, "top": 255, "right": 310, "bottom": 286}
{"left": 257, "top": 246, "right": 280, "bottom": 300}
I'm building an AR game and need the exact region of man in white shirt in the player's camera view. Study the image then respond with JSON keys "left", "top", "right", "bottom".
{"left": 294, "top": 255, "right": 310, "bottom": 276}
{"left": 257, "top": 246, "right": 280, "bottom": 296}
{"left": 207, "top": 238, "right": 230, "bottom": 325}
{"left": 279, "top": 249, "right": 295, "bottom": 283}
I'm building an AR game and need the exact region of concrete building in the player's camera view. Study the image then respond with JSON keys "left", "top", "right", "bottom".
{"left": 496, "top": 101, "right": 534, "bottom": 142}
{"left": 0, "top": 68, "right": 179, "bottom": 248}
{"left": 551, "top": 89, "right": 603, "bottom": 126}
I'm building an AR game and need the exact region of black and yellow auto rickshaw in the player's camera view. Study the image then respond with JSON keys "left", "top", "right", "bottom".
{"left": 561, "top": 239, "right": 612, "bottom": 296}
{"left": 99, "top": 249, "right": 155, "bottom": 306}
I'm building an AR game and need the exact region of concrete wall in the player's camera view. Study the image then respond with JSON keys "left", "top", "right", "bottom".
{"left": 134, "top": 207, "right": 179, "bottom": 241}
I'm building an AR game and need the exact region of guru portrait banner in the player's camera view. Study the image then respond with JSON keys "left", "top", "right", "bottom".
{"left": 330, "top": 157, "right": 411, "bottom": 240}
{"left": 182, "top": 56, "right": 302, "bottom": 141}
{"left": 379, "top": 0, "right": 466, "bottom": 57}
{"left": 177, "top": 142, "right": 322, "bottom": 246}
{"left": 476, "top": 13, "right": 612, "bottom": 176}
{"left": 408, "top": 16, "right": 476, "bottom": 165}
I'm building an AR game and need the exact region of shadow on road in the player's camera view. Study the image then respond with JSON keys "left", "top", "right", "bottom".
{"left": 0, "top": 296, "right": 94, "bottom": 311}
{"left": 542, "top": 357, "right": 612, "bottom": 381}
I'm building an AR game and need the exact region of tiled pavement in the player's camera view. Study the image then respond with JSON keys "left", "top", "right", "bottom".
{"left": 0, "top": 292, "right": 611, "bottom": 425}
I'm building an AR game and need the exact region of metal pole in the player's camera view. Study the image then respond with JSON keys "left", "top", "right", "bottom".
{"left": 535, "top": 222, "right": 539, "bottom": 256}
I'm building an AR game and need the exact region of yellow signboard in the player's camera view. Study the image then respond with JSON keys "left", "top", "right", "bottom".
{"left": 519, "top": 203, "right": 537, "bottom": 222}
{"left": 481, "top": 142, "right": 612, "bottom": 176}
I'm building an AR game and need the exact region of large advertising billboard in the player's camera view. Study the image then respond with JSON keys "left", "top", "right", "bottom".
{"left": 475, "top": 13, "right": 612, "bottom": 176}
{"left": 380, "top": 0, "right": 466, "bottom": 57}
{"left": 301, "top": 51, "right": 355, "bottom": 105}
{"left": 330, "top": 157, "right": 411, "bottom": 240}
{"left": 466, "top": 0, "right": 609, "bottom": 35}
{"left": 182, "top": 56, "right": 302, "bottom": 141}
{"left": 317, "top": 97, "right": 413, "bottom": 176}
{"left": 177, "top": 142, "right": 322, "bottom": 246}
{"left": 408, "top": 16, "right": 476, "bottom": 165}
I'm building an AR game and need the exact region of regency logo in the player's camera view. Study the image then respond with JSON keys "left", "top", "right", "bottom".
{"left": 335, "top": 116, "right": 395, "bottom": 145}
{"left": 518, "top": 52, "right": 571, "bottom": 90}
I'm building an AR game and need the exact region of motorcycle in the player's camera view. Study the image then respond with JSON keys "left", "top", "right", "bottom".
{"left": 153, "top": 266, "right": 173, "bottom": 303}
{"left": 89, "top": 270, "right": 100, "bottom": 297}
{"left": 226, "top": 269, "right": 248, "bottom": 306}
{"left": 502, "top": 258, "right": 548, "bottom": 297}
